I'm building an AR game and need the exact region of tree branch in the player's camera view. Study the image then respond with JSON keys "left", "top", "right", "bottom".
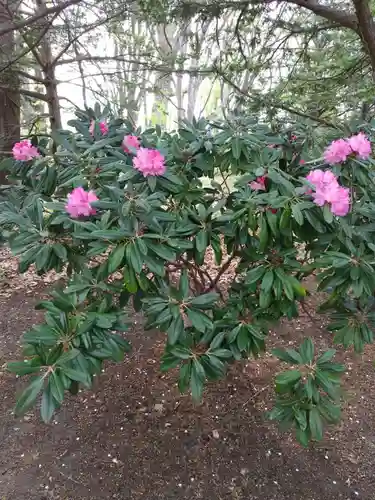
{"left": 280, "top": 0, "right": 358, "bottom": 31}
{"left": 0, "top": 85, "right": 48, "bottom": 101}
{"left": 218, "top": 69, "right": 339, "bottom": 128}
{"left": 0, "top": 0, "right": 82, "bottom": 37}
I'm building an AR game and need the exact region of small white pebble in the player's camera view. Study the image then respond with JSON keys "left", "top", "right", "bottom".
{"left": 190, "top": 477, "right": 194, "bottom": 482}
{"left": 178, "top": 483, "right": 182, "bottom": 487}
{"left": 76, "top": 437, "right": 80, "bottom": 441}
{"left": 295, "top": 468, "right": 299, "bottom": 472}
{"left": 333, "top": 480, "right": 337, "bottom": 485}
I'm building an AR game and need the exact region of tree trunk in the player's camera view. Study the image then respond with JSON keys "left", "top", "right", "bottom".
{"left": 151, "top": 24, "right": 175, "bottom": 127}
{"left": 351, "top": 0, "right": 375, "bottom": 81}
{"left": 0, "top": 0, "right": 20, "bottom": 183}
{"left": 44, "top": 65, "right": 62, "bottom": 131}
{"left": 35, "top": 0, "right": 62, "bottom": 132}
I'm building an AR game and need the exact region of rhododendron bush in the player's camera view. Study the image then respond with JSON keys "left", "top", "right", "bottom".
{"left": 1, "top": 105, "right": 375, "bottom": 446}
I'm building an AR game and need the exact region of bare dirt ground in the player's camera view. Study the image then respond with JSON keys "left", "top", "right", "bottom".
{"left": 0, "top": 248, "right": 375, "bottom": 500}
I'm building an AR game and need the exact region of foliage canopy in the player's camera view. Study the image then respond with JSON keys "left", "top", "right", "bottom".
{"left": 2, "top": 105, "right": 375, "bottom": 445}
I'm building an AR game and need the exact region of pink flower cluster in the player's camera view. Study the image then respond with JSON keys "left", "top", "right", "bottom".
{"left": 122, "top": 135, "right": 140, "bottom": 153}
{"left": 324, "top": 133, "right": 371, "bottom": 164}
{"left": 306, "top": 169, "right": 350, "bottom": 216}
{"left": 133, "top": 148, "right": 166, "bottom": 177}
{"left": 65, "top": 187, "right": 98, "bottom": 218}
{"left": 249, "top": 175, "right": 266, "bottom": 191}
{"left": 89, "top": 120, "right": 108, "bottom": 136}
{"left": 12, "top": 140, "right": 40, "bottom": 161}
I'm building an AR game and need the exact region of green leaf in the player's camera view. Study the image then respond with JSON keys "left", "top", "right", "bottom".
{"left": 314, "top": 369, "right": 338, "bottom": 399}
{"left": 61, "top": 367, "right": 90, "bottom": 386}
{"left": 148, "top": 176, "right": 157, "bottom": 191}
{"left": 190, "top": 292, "right": 218, "bottom": 309}
{"left": 323, "top": 204, "right": 333, "bottom": 224}
{"left": 299, "top": 338, "right": 314, "bottom": 364}
{"left": 258, "top": 216, "right": 269, "bottom": 252}
{"left": 15, "top": 375, "right": 44, "bottom": 416}
{"left": 211, "top": 348, "right": 233, "bottom": 359}
{"left": 53, "top": 243, "right": 68, "bottom": 261}
{"left": 108, "top": 244, "right": 126, "bottom": 273}
{"left": 295, "top": 409, "right": 307, "bottom": 431}
{"left": 178, "top": 362, "right": 192, "bottom": 393}
{"left": 296, "top": 427, "right": 310, "bottom": 447}
{"left": 167, "top": 315, "right": 184, "bottom": 345}
{"left": 23, "top": 325, "right": 59, "bottom": 345}
{"left": 195, "top": 230, "right": 208, "bottom": 253}
{"left": 170, "top": 346, "right": 192, "bottom": 359}
{"left": 309, "top": 407, "right": 323, "bottom": 440}
{"left": 146, "top": 241, "right": 176, "bottom": 262}
{"left": 186, "top": 308, "right": 212, "bottom": 332}
{"left": 55, "top": 348, "right": 80, "bottom": 366}
{"left": 179, "top": 270, "right": 189, "bottom": 298}
{"left": 275, "top": 369, "right": 301, "bottom": 393}
{"left": 272, "top": 348, "right": 303, "bottom": 365}
{"left": 7, "top": 360, "right": 41, "bottom": 376}
{"left": 190, "top": 359, "right": 205, "bottom": 400}
{"left": 143, "top": 254, "right": 165, "bottom": 277}
{"left": 210, "top": 331, "right": 225, "bottom": 350}
{"left": 231, "top": 137, "right": 241, "bottom": 159}
{"left": 50, "top": 371, "right": 65, "bottom": 403}
{"left": 246, "top": 266, "right": 265, "bottom": 284}
{"left": 291, "top": 204, "right": 304, "bottom": 225}
{"left": 237, "top": 326, "right": 248, "bottom": 351}
{"left": 305, "top": 375, "right": 313, "bottom": 400}
{"left": 126, "top": 243, "right": 143, "bottom": 274}
{"left": 40, "top": 382, "right": 57, "bottom": 423}
{"left": 261, "top": 270, "right": 274, "bottom": 293}
{"left": 317, "top": 349, "right": 336, "bottom": 365}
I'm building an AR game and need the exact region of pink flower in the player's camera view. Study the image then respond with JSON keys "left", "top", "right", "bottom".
{"left": 249, "top": 176, "right": 266, "bottom": 191}
{"left": 347, "top": 132, "right": 371, "bottom": 159}
{"left": 12, "top": 140, "right": 40, "bottom": 161}
{"left": 65, "top": 187, "right": 98, "bottom": 218}
{"left": 89, "top": 120, "right": 108, "bottom": 136}
{"left": 305, "top": 169, "right": 350, "bottom": 216}
{"left": 300, "top": 159, "right": 305, "bottom": 165}
{"left": 323, "top": 139, "right": 352, "bottom": 165}
{"left": 133, "top": 148, "right": 166, "bottom": 177}
{"left": 122, "top": 135, "right": 140, "bottom": 153}
{"left": 330, "top": 186, "right": 350, "bottom": 216}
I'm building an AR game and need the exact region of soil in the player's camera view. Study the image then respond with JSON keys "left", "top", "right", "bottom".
{"left": 1, "top": 252, "right": 375, "bottom": 499}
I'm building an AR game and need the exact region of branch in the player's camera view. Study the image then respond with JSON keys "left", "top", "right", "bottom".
{"left": 56, "top": 54, "right": 214, "bottom": 76}
{"left": 174, "top": 0, "right": 358, "bottom": 31}
{"left": 280, "top": 0, "right": 358, "bottom": 31}
{"left": 17, "top": 69, "right": 46, "bottom": 84}
{"left": 0, "top": 85, "right": 48, "bottom": 101}
{"left": 52, "top": 8, "right": 128, "bottom": 65}
{"left": 218, "top": 69, "right": 339, "bottom": 128}
{"left": 0, "top": 0, "right": 82, "bottom": 37}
